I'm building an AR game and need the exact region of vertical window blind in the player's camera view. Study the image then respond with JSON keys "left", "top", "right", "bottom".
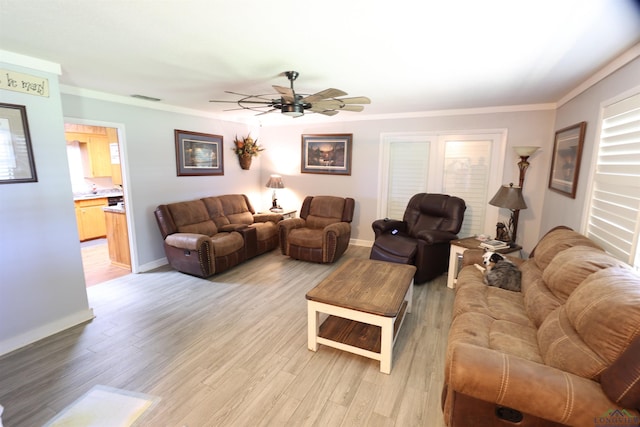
{"left": 386, "top": 141, "right": 430, "bottom": 220}
{"left": 586, "top": 92, "right": 640, "bottom": 270}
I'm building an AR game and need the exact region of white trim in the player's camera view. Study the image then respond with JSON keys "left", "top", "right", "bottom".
{"left": 0, "top": 49, "right": 62, "bottom": 75}
{"left": 60, "top": 85, "right": 254, "bottom": 124}
{"left": 63, "top": 118, "right": 139, "bottom": 274}
{"left": 580, "top": 83, "right": 640, "bottom": 233}
{"left": 557, "top": 42, "right": 640, "bottom": 108}
{"left": 0, "top": 309, "right": 94, "bottom": 357}
{"left": 378, "top": 129, "right": 507, "bottom": 234}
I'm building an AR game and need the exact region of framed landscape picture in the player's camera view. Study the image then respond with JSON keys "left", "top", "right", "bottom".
{"left": 0, "top": 103, "right": 38, "bottom": 184}
{"left": 175, "top": 130, "right": 224, "bottom": 176}
{"left": 301, "top": 133, "right": 352, "bottom": 175}
{"left": 548, "top": 122, "right": 586, "bottom": 198}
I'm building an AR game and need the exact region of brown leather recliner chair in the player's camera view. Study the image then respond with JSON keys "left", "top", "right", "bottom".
{"left": 279, "top": 195, "right": 355, "bottom": 263}
{"left": 370, "top": 193, "right": 466, "bottom": 284}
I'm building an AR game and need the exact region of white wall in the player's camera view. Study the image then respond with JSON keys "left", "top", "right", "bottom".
{"left": 61, "top": 94, "right": 261, "bottom": 270}
{"left": 0, "top": 55, "right": 93, "bottom": 355}
{"left": 258, "top": 108, "right": 555, "bottom": 254}
{"left": 540, "top": 56, "right": 640, "bottom": 234}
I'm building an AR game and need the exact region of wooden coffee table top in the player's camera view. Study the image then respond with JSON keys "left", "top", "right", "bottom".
{"left": 306, "top": 258, "right": 416, "bottom": 317}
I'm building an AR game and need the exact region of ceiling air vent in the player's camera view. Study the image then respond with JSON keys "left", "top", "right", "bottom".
{"left": 130, "top": 94, "right": 162, "bottom": 102}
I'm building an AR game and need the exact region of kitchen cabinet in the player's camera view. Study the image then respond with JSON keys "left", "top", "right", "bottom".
{"left": 80, "top": 137, "right": 112, "bottom": 177}
{"left": 75, "top": 198, "right": 107, "bottom": 241}
{"left": 104, "top": 208, "right": 131, "bottom": 269}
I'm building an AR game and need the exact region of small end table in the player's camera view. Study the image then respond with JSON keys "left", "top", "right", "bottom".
{"left": 447, "top": 237, "right": 522, "bottom": 289}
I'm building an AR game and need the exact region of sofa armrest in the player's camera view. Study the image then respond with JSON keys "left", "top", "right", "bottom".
{"left": 164, "top": 233, "right": 211, "bottom": 251}
{"left": 447, "top": 343, "right": 635, "bottom": 426}
{"left": 253, "top": 212, "right": 283, "bottom": 224}
{"left": 462, "top": 249, "right": 485, "bottom": 267}
{"left": 278, "top": 218, "right": 306, "bottom": 254}
{"left": 372, "top": 219, "right": 405, "bottom": 237}
{"left": 324, "top": 221, "right": 351, "bottom": 238}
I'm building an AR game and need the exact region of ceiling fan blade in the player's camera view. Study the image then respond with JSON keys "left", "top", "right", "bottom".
{"left": 302, "top": 88, "right": 348, "bottom": 103}
{"left": 272, "top": 85, "right": 295, "bottom": 103}
{"left": 317, "top": 110, "right": 339, "bottom": 116}
{"left": 338, "top": 105, "right": 364, "bottom": 112}
{"left": 338, "top": 96, "right": 371, "bottom": 105}
{"left": 309, "top": 105, "right": 340, "bottom": 116}
{"left": 310, "top": 100, "right": 343, "bottom": 109}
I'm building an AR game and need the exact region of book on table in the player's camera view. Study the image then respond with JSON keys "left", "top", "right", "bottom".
{"left": 480, "top": 239, "right": 509, "bottom": 250}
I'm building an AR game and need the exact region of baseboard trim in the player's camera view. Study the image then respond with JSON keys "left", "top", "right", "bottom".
{"left": 0, "top": 308, "right": 95, "bottom": 357}
{"left": 350, "top": 238, "right": 373, "bottom": 248}
{"left": 137, "top": 257, "right": 168, "bottom": 273}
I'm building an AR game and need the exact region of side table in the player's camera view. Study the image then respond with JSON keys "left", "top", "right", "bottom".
{"left": 447, "top": 237, "right": 522, "bottom": 289}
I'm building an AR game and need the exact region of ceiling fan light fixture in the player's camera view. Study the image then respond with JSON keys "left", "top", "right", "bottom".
{"left": 281, "top": 104, "right": 304, "bottom": 117}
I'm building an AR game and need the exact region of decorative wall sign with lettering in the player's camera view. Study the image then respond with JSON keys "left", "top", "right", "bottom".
{"left": 0, "top": 69, "right": 50, "bottom": 97}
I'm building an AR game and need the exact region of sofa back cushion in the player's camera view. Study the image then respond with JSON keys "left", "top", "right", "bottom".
{"left": 531, "top": 228, "right": 603, "bottom": 271}
{"left": 201, "top": 196, "right": 231, "bottom": 228}
{"left": 217, "top": 194, "right": 255, "bottom": 225}
{"left": 543, "top": 246, "right": 629, "bottom": 301}
{"left": 520, "top": 259, "right": 562, "bottom": 327}
{"left": 304, "top": 196, "right": 348, "bottom": 229}
{"left": 538, "top": 267, "right": 640, "bottom": 380}
{"left": 167, "top": 200, "right": 218, "bottom": 236}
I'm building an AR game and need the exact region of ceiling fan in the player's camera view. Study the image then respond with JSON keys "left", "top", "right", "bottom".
{"left": 209, "top": 71, "right": 371, "bottom": 117}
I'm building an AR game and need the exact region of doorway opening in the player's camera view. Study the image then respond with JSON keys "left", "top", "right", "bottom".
{"left": 64, "top": 121, "right": 132, "bottom": 287}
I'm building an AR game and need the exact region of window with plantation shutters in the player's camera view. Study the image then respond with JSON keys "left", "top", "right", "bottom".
{"left": 585, "top": 91, "right": 640, "bottom": 270}
{"left": 380, "top": 131, "right": 505, "bottom": 237}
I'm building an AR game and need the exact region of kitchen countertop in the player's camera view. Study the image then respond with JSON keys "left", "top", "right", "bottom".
{"left": 73, "top": 191, "right": 123, "bottom": 201}
{"left": 103, "top": 205, "right": 125, "bottom": 214}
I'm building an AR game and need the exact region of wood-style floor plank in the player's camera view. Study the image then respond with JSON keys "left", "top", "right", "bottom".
{"left": 0, "top": 245, "right": 453, "bottom": 427}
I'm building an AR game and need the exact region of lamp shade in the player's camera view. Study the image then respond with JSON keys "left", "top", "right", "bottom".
{"left": 513, "top": 146, "right": 540, "bottom": 157}
{"left": 265, "top": 174, "right": 285, "bottom": 189}
{"left": 489, "top": 183, "right": 527, "bottom": 210}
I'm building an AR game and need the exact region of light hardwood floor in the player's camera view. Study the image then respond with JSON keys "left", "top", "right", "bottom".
{"left": 0, "top": 245, "right": 454, "bottom": 427}
{"left": 81, "top": 240, "right": 131, "bottom": 287}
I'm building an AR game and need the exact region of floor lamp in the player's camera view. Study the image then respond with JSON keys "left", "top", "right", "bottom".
{"left": 489, "top": 146, "right": 540, "bottom": 243}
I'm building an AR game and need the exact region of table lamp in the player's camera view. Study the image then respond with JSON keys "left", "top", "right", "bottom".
{"left": 265, "top": 174, "right": 284, "bottom": 211}
{"left": 489, "top": 183, "right": 527, "bottom": 243}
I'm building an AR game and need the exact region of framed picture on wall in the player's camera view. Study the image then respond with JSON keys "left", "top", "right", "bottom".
{"left": 548, "top": 122, "right": 587, "bottom": 198}
{"left": 301, "top": 133, "right": 352, "bottom": 175}
{"left": 175, "top": 130, "right": 224, "bottom": 176}
{"left": 0, "top": 103, "right": 38, "bottom": 184}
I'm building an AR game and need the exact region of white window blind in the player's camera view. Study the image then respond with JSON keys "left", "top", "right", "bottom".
{"left": 443, "top": 139, "right": 491, "bottom": 238}
{"left": 382, "top": 132, "right": 504, "bottom": 237}
{"left": 586, "top": 92, "right": 640, "bottom": 269}
{"left": 387, "top": 141, "right": 430, "bottom": 219}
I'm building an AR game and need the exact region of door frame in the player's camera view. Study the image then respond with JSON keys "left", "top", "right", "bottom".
{"left": 64, "top": 117, "right": 138, "bottom": 273}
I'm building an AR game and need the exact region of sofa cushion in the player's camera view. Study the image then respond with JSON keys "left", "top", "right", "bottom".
{"left": 201, "top": 196, "right": 231, "bottom": 228}
{"left": 210, "top": 232, "right": 244, "bottom": 256}
{"left": 453, "top": 267, "right": 532, "bottom": 326}
{"left": 543, "top": 246, "right": 628, "bottom": 302}
{"left": 249, "top": 222, "right": 278, "bottom": 241}
{"left": 218, "top": 194, "right": 255, "bottom": 225}
{"left": 167, "top": 200, "right": 218, "bottom": 236}
{"left": 538, "top": 267, "right": 640, "bottom": 380}
{"left": 288, "top": 228, "right": 323, "bottom": 249}
{"left": 531, "top": 228, "right": 603, "bottom": 271}
{"left": 447, "top": 311, "right": 543, "bottom": 365}
{"left": 305, "top": 196, "right": 345, "bottom": 229}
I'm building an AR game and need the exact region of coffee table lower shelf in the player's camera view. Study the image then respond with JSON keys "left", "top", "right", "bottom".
{"left": 310, "top": 301, "right": 409, "bottom": 373}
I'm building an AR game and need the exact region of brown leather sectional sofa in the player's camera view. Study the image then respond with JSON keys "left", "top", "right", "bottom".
{"left": 154, "top": 194, "right": 282, "bottom": 278}
{"left": 442, "top": 227, "right": 640, "bottom": 426}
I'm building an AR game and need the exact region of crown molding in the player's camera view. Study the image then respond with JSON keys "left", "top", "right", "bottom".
{"left": 0, "top": 50, "right": 62, "bottom": 75}
{"left": 557, "top": 42, "right": 640, "bottom": 107}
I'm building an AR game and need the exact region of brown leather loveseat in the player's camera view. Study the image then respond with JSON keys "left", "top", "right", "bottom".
{"left": 442, "top": 227, "right": 640, "bottom": 426}
{"left": 154, "top": 194, "right": 282, "bottom": 278}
